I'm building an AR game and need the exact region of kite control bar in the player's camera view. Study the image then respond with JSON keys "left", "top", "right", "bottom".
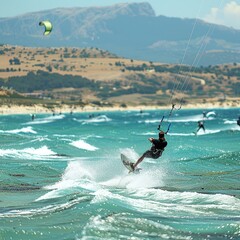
{"left": 157, "top": 103, "right": 181, "bottom": 134}
{"left": 157, "top": 115, "right": 171, "bottom": 134}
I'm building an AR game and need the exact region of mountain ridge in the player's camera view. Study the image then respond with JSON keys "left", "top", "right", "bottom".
{"left": 0, "top": 2, "right": 240, "bottom": 65}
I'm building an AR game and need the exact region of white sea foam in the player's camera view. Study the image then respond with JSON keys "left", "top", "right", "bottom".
{"left": 37, "top": 148, "right": 240, "bottom": 219}
{"left": 133, "top": 188, "right": 240, "bottom": 209}
{"left": 82, "top": 115, "right": 112, "bottom": 124}
{"left": 90, "top": 186, "right": 240, "bottom": 219}
{"left": 73, "top": 115, "right": 112, "bottom": 124}
{"left": 100, "top": 170, "right": 165, "bottom": 190}
{"left": 224, "top": 119, "right": 237, "bottom": 124}
{"left": 143, "top": 119, "right": 161, "bottom": 124}
{"left": 99, "top": 148, "right": 166, "bottom": 189}
{"left": 1, "top": 196, "right": 86, "bottom": 217}
{"left": 206, "top": 111, "right": 216, "bottom": 118}
{"left": 29, "top": 136, "right": 51, "bottom": 143}
{"left": 120, "top": 148, "right": 139, "bottom": 160}
{"left": 134, "top": 112, "right": 150, "bottom": 116}
{"left": 195, "top": 129, "right": 221, "bottom": 135}
{"left": 143, "top": 114, "right": 204, "bottom": 123}
{"left": 157, "top": 112, "right": 215, "bottom": 123}
{"left": 170, "top": 126, "right": 239, "bottom": 136}
{"left": 169, "top": 114, "right": 206, "bottom": 122}
{"left": 37, "top": 161, "right": 98, "bottom": 201}
{"left": 46, "top": 115, "right": 65, "bottom": 120}
{"left": 70, "top": 139, "right": 99, "bottom": 151}
{"left": 72, "top": 118, "right": 85, "bottom": 123}
{"left": 170, "top": 128, "right": 221, "bottom": 136}
{"left": 38, "top": 150, "right": 141, "bottom": 201}
{"left": 168, "top": 133, "right": 195, "bottom": 136}
{"left": 0, "top": 146, "right": 57, "bottom": 160}
{"left": 0, "top": 126, "right": 36, "bottom": 134}
{"left": 217, "top": 123, "right": 240, "bottom": 132}
{"left": 136, "top": 132, "right": 156, "bottom": 136}
{"left": 23, "top": 114, "right": 65, "bottom": 125}
{"left": 25, "top": 119, "right": 54, "bottom": 125}
{"left": 230, "top": 126, "right": 240, "bottom": 131}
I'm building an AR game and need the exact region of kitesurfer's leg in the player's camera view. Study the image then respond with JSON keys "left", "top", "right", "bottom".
{"left": 202, "top": 125, "right": 205, "bottom": 132}
{"left": 132, "top": 155, "right": 145, "bottom": 170}
{"left": 133, "top": 151, "right": 150, "bottom": 170}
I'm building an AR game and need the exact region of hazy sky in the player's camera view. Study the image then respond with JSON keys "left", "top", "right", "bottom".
{"left": 1, "top": 0, "right": 240, "bottom": 29}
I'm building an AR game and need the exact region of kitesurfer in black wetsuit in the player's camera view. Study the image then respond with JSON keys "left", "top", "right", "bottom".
{"left": 203, "top": 111, "right": 207, "bottom": 119}
{"left": 196, "top": 120, "right": 205, "bottom": 133}
{"left": 131, "top": 131, "right": 167, "bottom": 171}
{"left": 237, "top": 117, "right": 240, "bottom": 127}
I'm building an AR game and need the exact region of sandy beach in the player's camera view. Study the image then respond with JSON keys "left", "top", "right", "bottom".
{"left": 0, "top": 98, "right": 239, "bottom": 115}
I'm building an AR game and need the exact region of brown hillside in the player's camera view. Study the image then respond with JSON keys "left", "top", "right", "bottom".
{"left": 0, "top": 45, "right": 239, "bottom": 108}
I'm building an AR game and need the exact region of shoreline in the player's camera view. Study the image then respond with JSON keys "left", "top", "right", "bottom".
{"left": 0, "top": 101, "right": 239, "bottom": 115}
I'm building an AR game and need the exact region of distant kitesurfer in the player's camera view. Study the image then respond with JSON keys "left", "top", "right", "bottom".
{"left": 31, "top": 114, "right": 35, "bottom": 121}
{"left": 196, "top": 120, "right": 205, "bottom": 133}
{"left": 89, "top": 114, "right": 95, "bottom": 118}
{"left": 203, "top": 111, "right": 207, "bottom": 119}
{"left": 130, "top": 131, "right": 167, "bottom": 171}
{"left": 237, "top": 117, "right": 240, "bottom": 127}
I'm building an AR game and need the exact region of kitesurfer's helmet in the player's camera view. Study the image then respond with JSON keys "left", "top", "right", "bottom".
{"left": 159, "top": 131, "right": 165, "bottom": 139}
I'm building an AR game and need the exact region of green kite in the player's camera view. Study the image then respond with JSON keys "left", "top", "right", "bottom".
{"left": 39, "top": 20, "right": 53, "bottom": 35}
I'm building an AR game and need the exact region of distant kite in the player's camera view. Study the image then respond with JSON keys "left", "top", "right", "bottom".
{"left": 39, "top": 20, "right": 53, "bottom": 35}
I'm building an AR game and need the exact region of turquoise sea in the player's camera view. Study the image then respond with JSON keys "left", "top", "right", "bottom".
{"left": 0, "top": 108, "right": 240, "bottom": 240}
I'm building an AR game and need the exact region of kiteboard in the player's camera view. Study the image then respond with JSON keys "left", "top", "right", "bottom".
{"left": 121, "top": 154, "right": 141, "bottom": 173}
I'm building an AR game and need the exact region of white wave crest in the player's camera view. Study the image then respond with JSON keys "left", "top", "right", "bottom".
{"left": 37, "top": 161, "right": 98, "bottom": 201}
{"left": 224, "top": 120, "right": 237, "bottom": 124}
{"left": 0, "top": 126, "right": 36, "bottom": 134}
{"left": 23, "top": 114, "right": 65, "bottom": 125}
{"left": 70, "top": 139, "right": 99, "bottom": 151}
{"left": 136, "top": 132, "right": 156, "bottom": 136}
{"left": 82, "top": 115, "right": 112, "bottom": 124}
{"left": 206, "top": 111, "right": 216, "bottom": 118}
{"left": 168, "top": 133, "right": 195, "bottom": 136}
{"left": 0, "top": 146, "right": 57, "bottom": 160}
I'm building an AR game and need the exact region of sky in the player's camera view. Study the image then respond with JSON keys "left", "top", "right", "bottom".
{"left": 1, "top": 0, "right": 240, "bottom": 30}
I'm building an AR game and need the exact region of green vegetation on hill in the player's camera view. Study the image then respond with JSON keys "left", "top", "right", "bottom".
{"left": 1, "top": 70, "right": 99, "bottom": 92}
{"left": 0, "top": 45, "right": 239, "bottom": 108}
{"left": 0, "top": 62, "right": 239, "bottom": 105}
